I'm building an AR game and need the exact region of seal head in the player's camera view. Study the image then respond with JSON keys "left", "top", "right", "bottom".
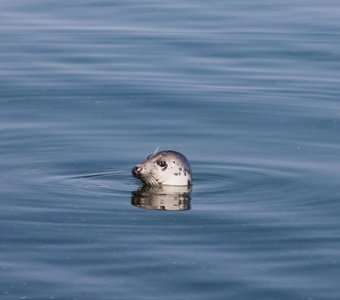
{"left": 132, "top": 150, "right": 192, "bottom": 186}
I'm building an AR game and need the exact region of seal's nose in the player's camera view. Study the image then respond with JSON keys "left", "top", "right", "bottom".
{"left": 132, "top": 164, "right": 142, "bottom": 176}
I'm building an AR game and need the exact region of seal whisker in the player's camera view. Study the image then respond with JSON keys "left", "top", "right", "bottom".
{"left": 153, "top": 145, "right": 161, "bottom": 154}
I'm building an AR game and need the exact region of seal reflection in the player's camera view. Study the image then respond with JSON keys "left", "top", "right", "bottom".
{"left": 131, "top": 185, "right": 191, "bottom": 211}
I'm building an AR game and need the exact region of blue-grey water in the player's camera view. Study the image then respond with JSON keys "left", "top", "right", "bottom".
{"left": 1, "top": 1, "right": 340, "bottom": 299}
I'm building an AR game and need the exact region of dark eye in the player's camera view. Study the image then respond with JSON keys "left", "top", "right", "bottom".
{"left": 156, "top": 160, "right": 167, "bottom": 168}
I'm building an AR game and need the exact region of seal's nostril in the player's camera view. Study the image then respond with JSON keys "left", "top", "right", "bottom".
{"left": 132, "top": 165, "right": 142, "bottom": 176}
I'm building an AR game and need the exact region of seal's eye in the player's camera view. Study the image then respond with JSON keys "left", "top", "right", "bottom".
{"left": 156, "top": 160, "right": 167, "bottom": 168}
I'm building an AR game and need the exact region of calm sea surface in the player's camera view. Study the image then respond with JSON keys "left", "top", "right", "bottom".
{"left": 1, "top": 1, "right": 340, "bottom": 299}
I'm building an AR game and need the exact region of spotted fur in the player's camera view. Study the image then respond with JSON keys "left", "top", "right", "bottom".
{"left": 132, "top": 150, "right": 192, "bottom": 186}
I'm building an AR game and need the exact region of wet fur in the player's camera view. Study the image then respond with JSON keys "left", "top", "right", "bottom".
{"left": 132, "top": 150, "right": 192, "bottom": 186}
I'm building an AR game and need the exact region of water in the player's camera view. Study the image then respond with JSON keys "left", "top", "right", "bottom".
{"left": 1, "top": 0, "right": 340, "bottom": 299}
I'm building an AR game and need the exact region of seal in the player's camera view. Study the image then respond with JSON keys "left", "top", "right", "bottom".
{"left": 132, "top": 150, "right": 192, "bottom": 186}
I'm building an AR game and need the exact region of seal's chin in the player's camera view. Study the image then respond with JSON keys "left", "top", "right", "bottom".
{"left": 140, "top": 175, "right": 161, "bottom": 186}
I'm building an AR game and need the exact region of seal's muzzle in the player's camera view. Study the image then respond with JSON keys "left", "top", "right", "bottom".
{"left": 132, "top": 164, "right": 142, "bottom": 177}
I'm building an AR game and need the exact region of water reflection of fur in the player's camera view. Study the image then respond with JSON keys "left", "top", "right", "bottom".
{"left": 131, "top": 185, "right": 191, "bottom": 211}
